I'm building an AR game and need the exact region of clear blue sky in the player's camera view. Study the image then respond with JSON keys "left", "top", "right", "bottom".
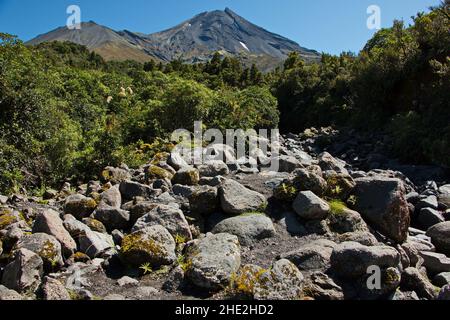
{"left": 0, "top": 0, "right": 441, "bottom": 55}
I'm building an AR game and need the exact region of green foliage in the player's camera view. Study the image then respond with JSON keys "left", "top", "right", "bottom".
{"left": 273, "top": 5, "right": 450, "bottom": 167}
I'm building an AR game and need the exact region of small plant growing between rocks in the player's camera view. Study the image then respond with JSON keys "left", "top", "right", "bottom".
{"left": 139, "top": 262, "right": 153, "bottom": 275}
{"left": 274, "top": 183, "right": 298, "bottom": 202}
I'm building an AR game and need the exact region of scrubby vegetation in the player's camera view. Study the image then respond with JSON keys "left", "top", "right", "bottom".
{"left": 0, "top": 3, "right": 448, "bottom": 194}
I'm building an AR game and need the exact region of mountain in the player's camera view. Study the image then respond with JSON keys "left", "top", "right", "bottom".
{"left": 28, "top": 8, "right": 320, "bottom": 69}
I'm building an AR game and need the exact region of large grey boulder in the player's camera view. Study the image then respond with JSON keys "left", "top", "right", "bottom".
{"left": 434, "top": 272, "right": 450, "bottom": 287}
{"left": 32, "top": 209, "right": 76, "bottom": 257}
{"left": 219, "top": 179, "right": 267, "bottom": 215}
{"left": 120, "top": 225, "right": 176, "bottom": 268}
{"left": 420, "top": 251, "right": 450, "bottom": 274}
{"left": 401, "top": 267, "right": 438, "bottom": 300}
{"left": 1, "top": 248, "right": 43, "bottom": 293}
{"left": 211, "top": 214, "right": 276, "bottom": 246}
{"left": 418, "top": 208, "right": 445, "bottom": 230}
{"left": 92, "top": 206, "right": 130, "bottom": 232}
{"left": 426, "top": 222, "right": 450, "bottom": 255}
{"left": 353, "top": 177, "right": 410, "bottom": 243}
{"left": 318, "top": 152, "right": 349, "bottom": 175}
{"left": 39, "top": 277, "right": 71, "bottom": 300}
{"left": 274, "top": 156, "right": 302, "bottom": 173}
{"left": 15, "top": 233, "right": 64, "bottom": 271}
{"left": 98, "top": 186, "right": 122, "bottom": 208}
{"left": 189, "top": 186, "right": 219, "bottom": 215}
{"left": 280, "top": 239, "right": 336, "bottom": 271}
{"left": 119, "top": 180, "right": 154, "bottom": 200}
{"left": 197, "top": 160, "right": 229, "bottom": 177}
{"left": 186, "top": 233, "right": 241, "bottom": 290}
{"left": 79, "top": 230, "right": 114, "bottom": 258}
{"left": 167, "top": 152, "right": 189, "bottom": 171}
{"left": 302, "top": 272, "right": 344, "bottom": 300}
{"left": 172, "top": 166, "right": 200, "bottom": 186}
{"left": 293, "top": 191, "right": 330, "bottom": 220}
{"left": 292, "top": 168, "right": 328, "bottom": 196}
{"left": 101, "top": 166, "right": 131, "bottom": 184}
{"left": 330, "top": 242, "right": 400, "bottom": 278}
{"left": 132, "top": 204, "right": 192, "bottom": 240}
{"left": 254, "top": 259, "right": 304, "bottom": 300}
{"left": 64, "top": 194, "right": 97, "bottom": 220}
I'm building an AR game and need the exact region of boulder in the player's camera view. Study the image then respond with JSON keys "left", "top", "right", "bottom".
{"left": 420, "top": 251, "right": 450, "bottom": 274}
{"left": 1, "top": 248, "right": 43, "bottom": 293}
{"left": 438, "top": 285, "right": 450, "bottom": 300}
{"left": 32, "top": 209, "right": 76, "bottom": 257}
{"left": 438, "top": 185, "right": 450, "bottom": 207}
{"left": 39, "top": 277, "right": 71, "bottom": 300}
{"left": 327, "top": 206, "right": 369, "bottom": 233}
{"left": 98, "top": 186, "right": 122, "bottom": 208}
{"left": 211, "top": 214, "right": 276, "bottom": 246}
{"left": 172, "top": 167, "right": 200, "bottom": 186}
{"left": 197, "top": 160, "right": 229, "bottom": 177}
{"left": 292, "top": 168, "right": 328, "bottom": 196}
{"left": 189, "top": 186, "right": 219, "bottom": 215}
{"left": 145, "top": 164, "right": 174, "bottom": 181}
{"left": 92, "top": 206, "right": 130, "bottom": 231}
{"left": 0, "top": 285, "right": 22, "bottom": 300}
{"left": 132, "top": 204, "right": 192, "bottom": 240}
{"left": 338, "top": 231, "right": 379, "bottom": 246}
{"left": 79, "top": 230, "right": 114, "bottom": 259}
{"left": 82, "top": 218, "right": 107, "bottom": 233}
{"left": 401, "top": 267, "right": 438, "bottom": 300}
{"left": 219, "top": 179, "right": 267, "bottom": 215}
{"left": 434, "top": 272, "right": 450, "bottom": 287}
{"left": 418, "top": 208, "right": 445, "bottom": 230}
{"left": 101, "top": 166, "right": 131, "bottom": 184}
{"left": 353, "top": 177, "right": 410, "bottom": 243}
{"left": 186, "top": 233, "right": 241, "bottom": 290}
{"left": 64, "top": 194, "right": 97, "bottom": 220}
{"left": 167, "top": 152, "right": 189, "bottom": 171}
{"left": 416, "top": 195, "right": 439, "bottom": 211}
{"left": 120, "top": 225, "right": 176, "bottom": 267}
{"left": 426, "top": 222, "right": 450, "bottom": 255}
{"left": 204, "top": 144, "right": 236, "bottom": 163}
{"left": 330, "top": 242, "right": 400, "bottom": 278}
{"left": 232, "top": 260, "right": 304, "bottom": 300}
{"left": 303, "top": 272, "right": 344, "bottom": 300}
{"left": 15, "top": 233, "right": 64, "bottom": 271}
{"left": 119, "top": 180, "right": 154, "bottom": 200}
{"left": 274, "top": 156, "right": 302, "bottom": 173}
{"left": 280, "top": 239, "right": 336, "bottom": 271}
{"left": 318, "top": 152, "right": 349, "bottom": 175}
{"left": 293, "top": 191, "right": 330, "bottom": 220}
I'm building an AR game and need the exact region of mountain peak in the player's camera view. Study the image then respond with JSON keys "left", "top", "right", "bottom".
{"left": 27, "top": 9, "right": 320, "bottom": 70}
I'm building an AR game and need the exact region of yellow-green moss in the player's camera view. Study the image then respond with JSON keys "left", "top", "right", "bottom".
{"left": 121, "top": 232, "right": 164, "bottom": 257}
{"left": 72, "top": 252, "right": 90, "bottom": 262}
{"left": 38, "top": 240, "right": 60, "bottom": 268}
{"left": 146, "top": 165, "right": 173, "bottom": 180}
{"left": 230, "top": 266, "right": 269, "bottom": 297}
{"left": 0, "top": 209, "right": 21, "bottom": 230}
{"left": 85, "top": 218, "right": 106, "bottom": 233}
{"left": 150, "top": 152, "right": 170, "bottom": 165}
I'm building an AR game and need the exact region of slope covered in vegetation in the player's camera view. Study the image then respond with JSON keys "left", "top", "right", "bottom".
{"left": 0, "top": 4, "right": 448, "bottom": 195}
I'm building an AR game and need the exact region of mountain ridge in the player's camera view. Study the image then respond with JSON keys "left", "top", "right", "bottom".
{"left": 27, "top": 8, "right": 321, "bottom": 70}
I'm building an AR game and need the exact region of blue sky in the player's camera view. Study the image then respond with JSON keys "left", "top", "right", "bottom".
{"left": 0, "top": 0, "right": 441, "bottom": 55}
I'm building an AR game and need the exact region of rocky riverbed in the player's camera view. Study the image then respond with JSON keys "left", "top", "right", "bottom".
{"left": 0, "top": 128, "right": 449, "bottom": 301}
